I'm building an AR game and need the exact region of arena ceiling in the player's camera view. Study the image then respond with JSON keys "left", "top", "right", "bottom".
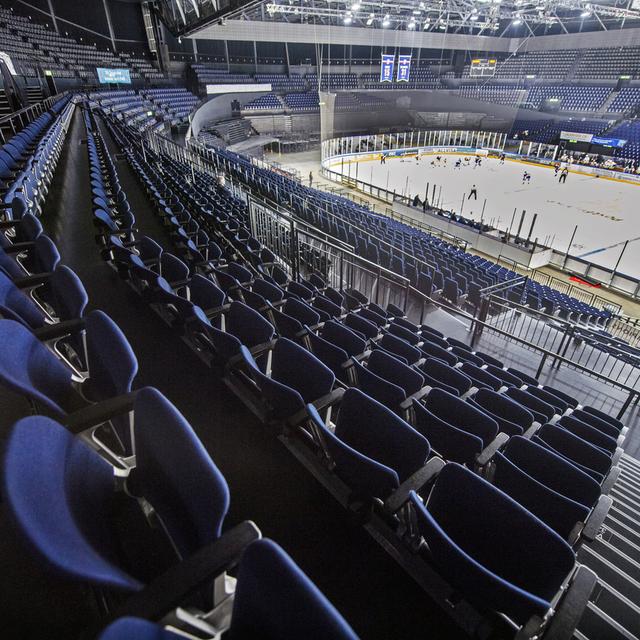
{"left": 152, "top": 0, "right": 640, "bottom": 36}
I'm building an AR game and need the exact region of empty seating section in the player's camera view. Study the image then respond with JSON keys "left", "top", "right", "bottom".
{"left": 526, "top": 86, "right": 612, "bottom": 111}
{"left": 575, "top": 46, "right": 640, "bottom": 79}
{"left": 1, "top": 95, "right": 73, "bottom": 217}
{"left": 606, "top": 120, "right": 640, "bottom": 161}
{"left": 140, "top": 88, "right": 199, "bottom": 126}
{"left": 0, "top": 6, "right": 164, "bottom": 82}
{"left": 1, "top": 84, "right": 634, "bottom": 638}
{"left": 479, "top": 50, "right": 579, "bottom": 80}
{"left": 0, "top": 101, "right": 359, "bottom": 639}
{"left": 88, "top": 88, "right": 198, "bottom": 132}
{"left": 83, "top": 105, "right": 638, "bottom": 636}
{"left": 509, "top": 117, "right": 611, "bottom": 144}
{"left": 243, "top": 94, "right": 285, "bottom": 111}
{"left": 607, "top": 87, "right": 640, "bottom": 113}
{"left": 283, "top": 92, "right": 320, "bottom": 112}
{"left": 458, "top": 84, "right": 525, "bottom": 107}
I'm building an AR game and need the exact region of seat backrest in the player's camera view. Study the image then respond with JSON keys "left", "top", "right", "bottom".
{"left": 420, "top": 340, "right": 458, "bottom": 367}
{"left": 415, "top": 463, "right": 575, "bottom": 623}
{"left": 367, "top": 349, "right": 424, "bottom": 396}
{"left": 189, "top": 274, "right": 225, "bottom": 311}
{"left": 2, "top": 415, "right": 142, "bottom": 592}
{"left": 85, "top": 311, "right": 138, "bottom": 400}
{"left": 240, "top": 345, "right": 306, "bottom": 419}
{"left": 474, "top": 388, "right": 534, "bottom": 429}
{"left": 230, "top": 538, "right": 358, "bottom": 640}
{"left": 535, "top": 424, "right": 611, "bottom": 477}
{"left": 50, "top": 265, "right": 89, "bottom": 321}
{"left": 133, "top": 388, "right": 230, "bottom": 557}
{"left": 227, "top": 301, "right": 275, "bottom": 348}
{"left": 502, "top": 436, "right": 601, "bottom": 508}
{"left": 283, "top": 297, "right": 320, "bottom": 326}
{"left": 379, "top": 333, "right": 422, "bottom": 365}
{"left": 353, "top": 360, "right": 406, "bottom": 410}
{"left": 0, "top": 270, "right": 46, "bottom": 328}
{"left": 425, "top": 388, "right": 498, "bottom": 446}
{"left": 336, "top": 388, "right": 430, "bottom": 483}
{"left": 272, "top": 338, "right": 335, "bottom": 404}
{"left": 0, "top": 318, "right": 73, "bottom": 417}
{"left": 321, "top": 320, "right": 366, "bottom": 356}
{"left": 558, "top": 415, "right": 618, "bottom": 454}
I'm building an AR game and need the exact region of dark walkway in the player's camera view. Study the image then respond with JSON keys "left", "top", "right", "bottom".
{"left": 0, "top": 107, "right": 464, "bottom": 638}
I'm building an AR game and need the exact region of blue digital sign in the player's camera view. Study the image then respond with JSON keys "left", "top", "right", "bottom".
{"left": 397, "top": 54, "right": 412, "bottom": 82}
{"left": 97, "top": 68, "right": 132, "bottom": 84}
{"left": 380, "top": 54, "right": 394, "bottom": 82}
{"left": 591, "top": 136, "right": 627, "bottom": 148}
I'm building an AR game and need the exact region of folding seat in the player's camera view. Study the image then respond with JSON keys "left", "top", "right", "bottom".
{"left": 505, "top": 388, "right": 555, "bottom": 424}
{"left": 459, "top": 362, "right": 503, "bottom": 392}
{"left": 185, "top": 301, "right": 275, "bottom": 367}
{"left": 507, "top": 367, "right": 540, "bottom": 387}
{"left": 470, "top": 389, "right": 534, "bottom": 437}
{"left": 343, "top": 287, "right": 368, "bottom": 311}
{"left": 306, "top": 389, "right": 433, "bottom": 510}
{"left": 377, "top": 333, "right": 422, "bottom": 365}
{"left": 100, "top": 536, "right": 358, "bottom": 639}
{"left": 321, "top": 320, "right": 367, "bottom": 359}
{"left": 580, "top": 405, "right": 625, "bottom": 433}
{"left": 344, "top": 312, "right": 379, "bottom": 340}
{"left": 485, "top": 365, "right": 523, "bottom": 388}
{"left": 0, "top": 212, "right": 42, "bottom": 248}
{"left": 407, "top": 463, "right": 583, "bottom": 628}
{"left": 307, "top": 331, "right": 354, "bottom": 383}
{"left": 359, "top": 306, "right": 387, "bottom": 328}
{"left": 419, "top": 358, "right": 472, "bottom": 397}
{"left": 387, "top": 320, "right": 421, "bottom": 345}
{"left": 450, "top": 347, "right": 484, "bottom": 367}
{"left": 571, "top": 408, "right": 623, "bottom": 441}
{"left": 533, "top": 424, "right": 614, "bottom": 484}
{"left": 253, "top": 277, "right": 285, "bottom": 305}
{"left": 2, "top": 388, "right": 262, "bottom": 631}
{"left": 237, "top": 338, "right": 341, "bottom": 424}
{"left": 556, "top": 415, "right": 620, "bottom": 458}
{"left": 412, "top": 389, "right": 502, "bottom": 467}
{"left": 0, "top": 233, "right": 59, "bottom": 279}
{"left": 475, "top": 351, "right": 504, "bottom": 368}
{"left": 354, "top": 350, "right": 428, "bottom": 415}
{"left": 522, "top": 386, "right": 568, "bottom": 414}
{"left": 0, "top": 270, "right": 48, "bottom": 328}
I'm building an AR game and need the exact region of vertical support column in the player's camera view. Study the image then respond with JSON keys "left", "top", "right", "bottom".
{"left": 46, "top": 0, "right": 59, "bottom": 34}
{"left": 102, "top": 0, "right": 117, "bottom": 52}
{"left": 284, "top": 42, "right": 291, "bottom": 74}
{"left": 253, "top": 41, "right": 258, "bottom": 73}
{"left": 224, "top": 41, "right": 230, "bottom": 71}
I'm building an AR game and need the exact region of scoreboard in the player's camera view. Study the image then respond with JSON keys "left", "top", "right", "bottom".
{"left": 470, "top": 58, "right": 497, "bottom": 77}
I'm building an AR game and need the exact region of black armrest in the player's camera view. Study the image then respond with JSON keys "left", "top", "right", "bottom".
{"left": 542, "top": 565, "right": 597, "bottom": 640}
{"left": 400, "top": 385, "right": 431, "bottom": 411}
{"left": 0, "top": 218, "right": 18, "bottom": 228}
{"left": 475, "top": 432, "right": 510, "bottom": 468}
{"left": 203, "top": 303, "right": 231, "bottom": 319}
{"left": 227, "top": 339, "right": 277, "bottom": 368}
{"left": 62, "top": 390, "right": 140, "bottom": 434}
{"left": 111, "top": 521, "right": 261, "bottom": 621}
{"left": 33, "top": 318, "right": 85, "bottom": 342}
{"left": 286, "top": 387, "right": 345, "bottom": 428}
{"left": 168, "top": 278, "right": 191, "bottom": 289}
{"left": 601, "top": 465, "right": 620, "bottom": 495}
{"left": 13, "top": 272, "right": 52, "bottom": 288}
{"left": 582, "top": 495, "right": 612, "bottom": 542}
{"left": 3, "top": 241, "right": 35, "bottom": 252}
{"left": 384, "top": 457, "right": 445, "bottom": 514}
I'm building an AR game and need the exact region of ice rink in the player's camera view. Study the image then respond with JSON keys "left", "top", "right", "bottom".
{"left": 334, "top": 154, "right": 640, "bottom": 279}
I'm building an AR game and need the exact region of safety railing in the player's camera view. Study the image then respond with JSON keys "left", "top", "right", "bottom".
{"left": 0, "top": 91, "right": 68, "bottom": 145}
{"left": 145, "top": 126, "right": 638, "bottom": 420}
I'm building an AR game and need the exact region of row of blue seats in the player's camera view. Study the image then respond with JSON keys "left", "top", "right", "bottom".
{"left": 1, "top": 95, "right": 74, "bottom": 220}
{"left": 0, "top": 109, "right": 358, "bottom": 640}
{"left": 211, "top": 145, "right": 611, "bottom": 324}
{"left": 97, "top": 113, "right": 624, "bottom": 638}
